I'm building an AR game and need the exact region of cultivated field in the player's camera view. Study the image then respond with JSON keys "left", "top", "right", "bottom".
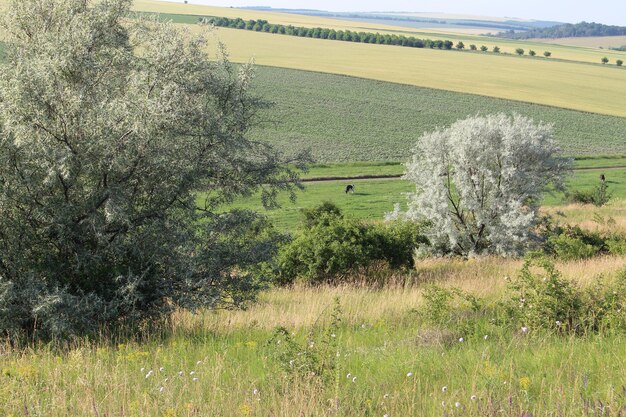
{"left": 249, "top": 66, "right": 626, "bottom": 162}
{"left": 534, "top": 35, "right": 626, "bottom": 49}
{"left": 130, "top": 1, "right": 626, "bottom": 66}
{"left": 196, "top": 28, "right": 626, "bottom": 117}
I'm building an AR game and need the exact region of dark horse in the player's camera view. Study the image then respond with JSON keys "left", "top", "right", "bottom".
{"left": 345, "top": 184, "right": 355, "bottom": 194}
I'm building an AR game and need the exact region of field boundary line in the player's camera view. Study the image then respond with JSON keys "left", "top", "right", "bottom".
{"left": 303, "top": 165, "right": 626, "bottom": 183}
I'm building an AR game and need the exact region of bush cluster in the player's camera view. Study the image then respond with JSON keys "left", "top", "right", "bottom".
{"left": 565, "top": 179, "right": 612, "bottom": 206}
{"left": 420, "top": 255, "right": 626, "bottom": 337}
{"left": 273, "top": 203, "right": 427, "bottom": 285}
{"left": 505, "top": 254, "right": 626, "bottom": 335}
{"left": 541, "top": 220, "right": 626, "bottom": 260}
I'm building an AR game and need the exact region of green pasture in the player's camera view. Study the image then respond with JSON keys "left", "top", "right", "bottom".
{"left": 303, "top": 157, "right": 626, "bottom": 179}
{"left": 223, "top": 167, "right": 626, "bottom": 230}
{"left": 248, "top": 66, "right": 626, "bottom": 162}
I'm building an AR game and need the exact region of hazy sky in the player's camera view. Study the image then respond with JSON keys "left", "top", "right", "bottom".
{"left": 171, "top": 0, "right": 626, "bottom": 25}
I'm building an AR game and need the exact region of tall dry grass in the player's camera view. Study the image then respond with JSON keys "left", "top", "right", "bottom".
{"left": 171, "top": 254, "right": 626, "bottom": 333}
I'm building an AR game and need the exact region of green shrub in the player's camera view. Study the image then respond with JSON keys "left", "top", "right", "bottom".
{"left": 300, "top": 201, "right": 343, "bottom": 228}
{"left": 421, "top": 286, "right": 482, "bottom": 326}
{"left": 548, "top": 234, "right": 598, "bottom": 260}
{"left": 275, "top": 214, "right": 373, "bottom": 284}
{"left": 606, "top": 236, "right": 626, "bottom": 255}
{"left": 274, "top": 204, "right": 427, "bottom": 284}
{"left": 506, "top": 254, "right": 586, "bottom": 334}
{"left": 566, "top": 179, "right": 612, "bottom": 206}
{"left": 267, "top": 297, "right": 342, "bottom": 381}
{"left": 369, "top": 221, "right": 428, "bottom": 269}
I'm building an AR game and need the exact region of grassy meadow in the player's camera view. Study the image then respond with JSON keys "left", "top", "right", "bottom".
{"left": 2, "top": 255, "right": 625, "bottom": 416}
{"left": 223, "top": 167, "right": 626, "bottom": 231}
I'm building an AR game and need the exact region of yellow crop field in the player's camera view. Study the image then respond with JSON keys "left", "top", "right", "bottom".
{"left": 195, "top": 27, "right": 626, "bottom": 117}
{"left": 131, "top": 1, "right": 626, "bottom": 65}
{"left": 533, "top": 35, "right": 626, "bottom": 49}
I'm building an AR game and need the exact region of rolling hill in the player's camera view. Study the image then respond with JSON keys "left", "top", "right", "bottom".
{"left": 248, "top": 66, "right": 626, "bottom": 162}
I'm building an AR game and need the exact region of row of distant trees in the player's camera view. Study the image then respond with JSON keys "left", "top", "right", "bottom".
{"left": 498, "top": 21, "right": 626, "bottom": 40}
{"left": 202, "top": 17, "right": 456, "bottom": 49}
{"left": 202, "top": 17, "right": 563, "bottom": 58}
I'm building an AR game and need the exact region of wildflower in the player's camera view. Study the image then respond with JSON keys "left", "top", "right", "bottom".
{"left": 407, "top": 372, "right": 414, "bottom": 378}
{"left": 347, "top": 373, "right": 352, "bottom": 379}
{"left": 352, "top": 376, "right": 357, "bottom": 383}
{"left": 442, "top": 386, "right": 448, "bottom": 392}
{"left": 190, "top": 371, "right": 196, "bottom": 375}
{"left": 555, "top": 320, "right": 561, "bottom": 326}
{"left": 309, "top": 342, "right": 314, "bottom": 348}
{"left": 331, "top": 333, "right": 336, "bottom": 338}
{"left": 483, "top": 335, "right": 488, "bottom": 340}
{"left": 383, "top": 415, "right": 389, "bottom": 417}
{"left": 455, "top": 402, "right": 461, "bottom": 408}
{"left": 140, "top": 367, "right": 145, "bottom": 372}
{"left": 361, "top": 324, "right": 366, "bottom": 329}
{"left": 192, "top": 377, "right": 198, "bottom": 381}
{"left": 289, "top": 360, "right": 295, "bottom": 366}
{"left": 196, "top": 360, "right": 202, "bottom": 365}
{"left": 253, "top": 389, "right": 259, "bottom": 396}
{"left": 458, "top": 337, "right": 464, "bottom": 342}
{"left": 159, "top": 367, "right": 165, "bottom": 372}
{"left": 521, "top": 326, "right": 528, "bottom": 334}
{"left": 178, "top": 371, "right": 183, "bottom": 376}
{"left": 441, "top": 401, "right": 445, "bottom": 407}
{"left": 159, "top": 386, "right": 164, "bottom": 393}
{"left": 519, "top": 376, "right": 531, "bottom": 390}
{"left": 145, "top": 370, "right": 153, "bottom": 379}
{"left": 471, "top": 395, "right": 477, "bottom": 401}
{"left": 383, "top": 393, "right": 389, "bottom": 399}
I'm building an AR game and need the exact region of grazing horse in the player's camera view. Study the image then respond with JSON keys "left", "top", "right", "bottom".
{"left": 345, "top": 184, "right": 355, "bottom": 194}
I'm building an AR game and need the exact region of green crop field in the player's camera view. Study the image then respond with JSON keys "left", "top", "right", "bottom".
{"left": 247, "top": 66, "right": 626, "bottom": 162}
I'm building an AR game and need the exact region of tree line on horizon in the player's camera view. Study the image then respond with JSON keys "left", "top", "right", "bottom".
{"left": 497, "top": 21, "right": 626, "bottom": 40}
{"left": 202, "top": 16, "right": 460, "bottom": 50}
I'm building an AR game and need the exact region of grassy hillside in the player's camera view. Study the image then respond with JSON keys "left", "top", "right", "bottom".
{"left": 248, "top": 67, "right": 626, "bottom": 162}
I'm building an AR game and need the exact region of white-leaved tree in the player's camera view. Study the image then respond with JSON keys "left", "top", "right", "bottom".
{"left": 389, "top": 114, "right": 571, "bottom": 257}
{"left": 0, "top": 0, "right": 307, "bottom": 339}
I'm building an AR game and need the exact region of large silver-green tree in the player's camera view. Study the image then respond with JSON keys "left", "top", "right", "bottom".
{"left": 0, "top": 0, "right": 305, "bottom": 338}
{"left": 389, "top": 114, "right": 571, "bottom": 257}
